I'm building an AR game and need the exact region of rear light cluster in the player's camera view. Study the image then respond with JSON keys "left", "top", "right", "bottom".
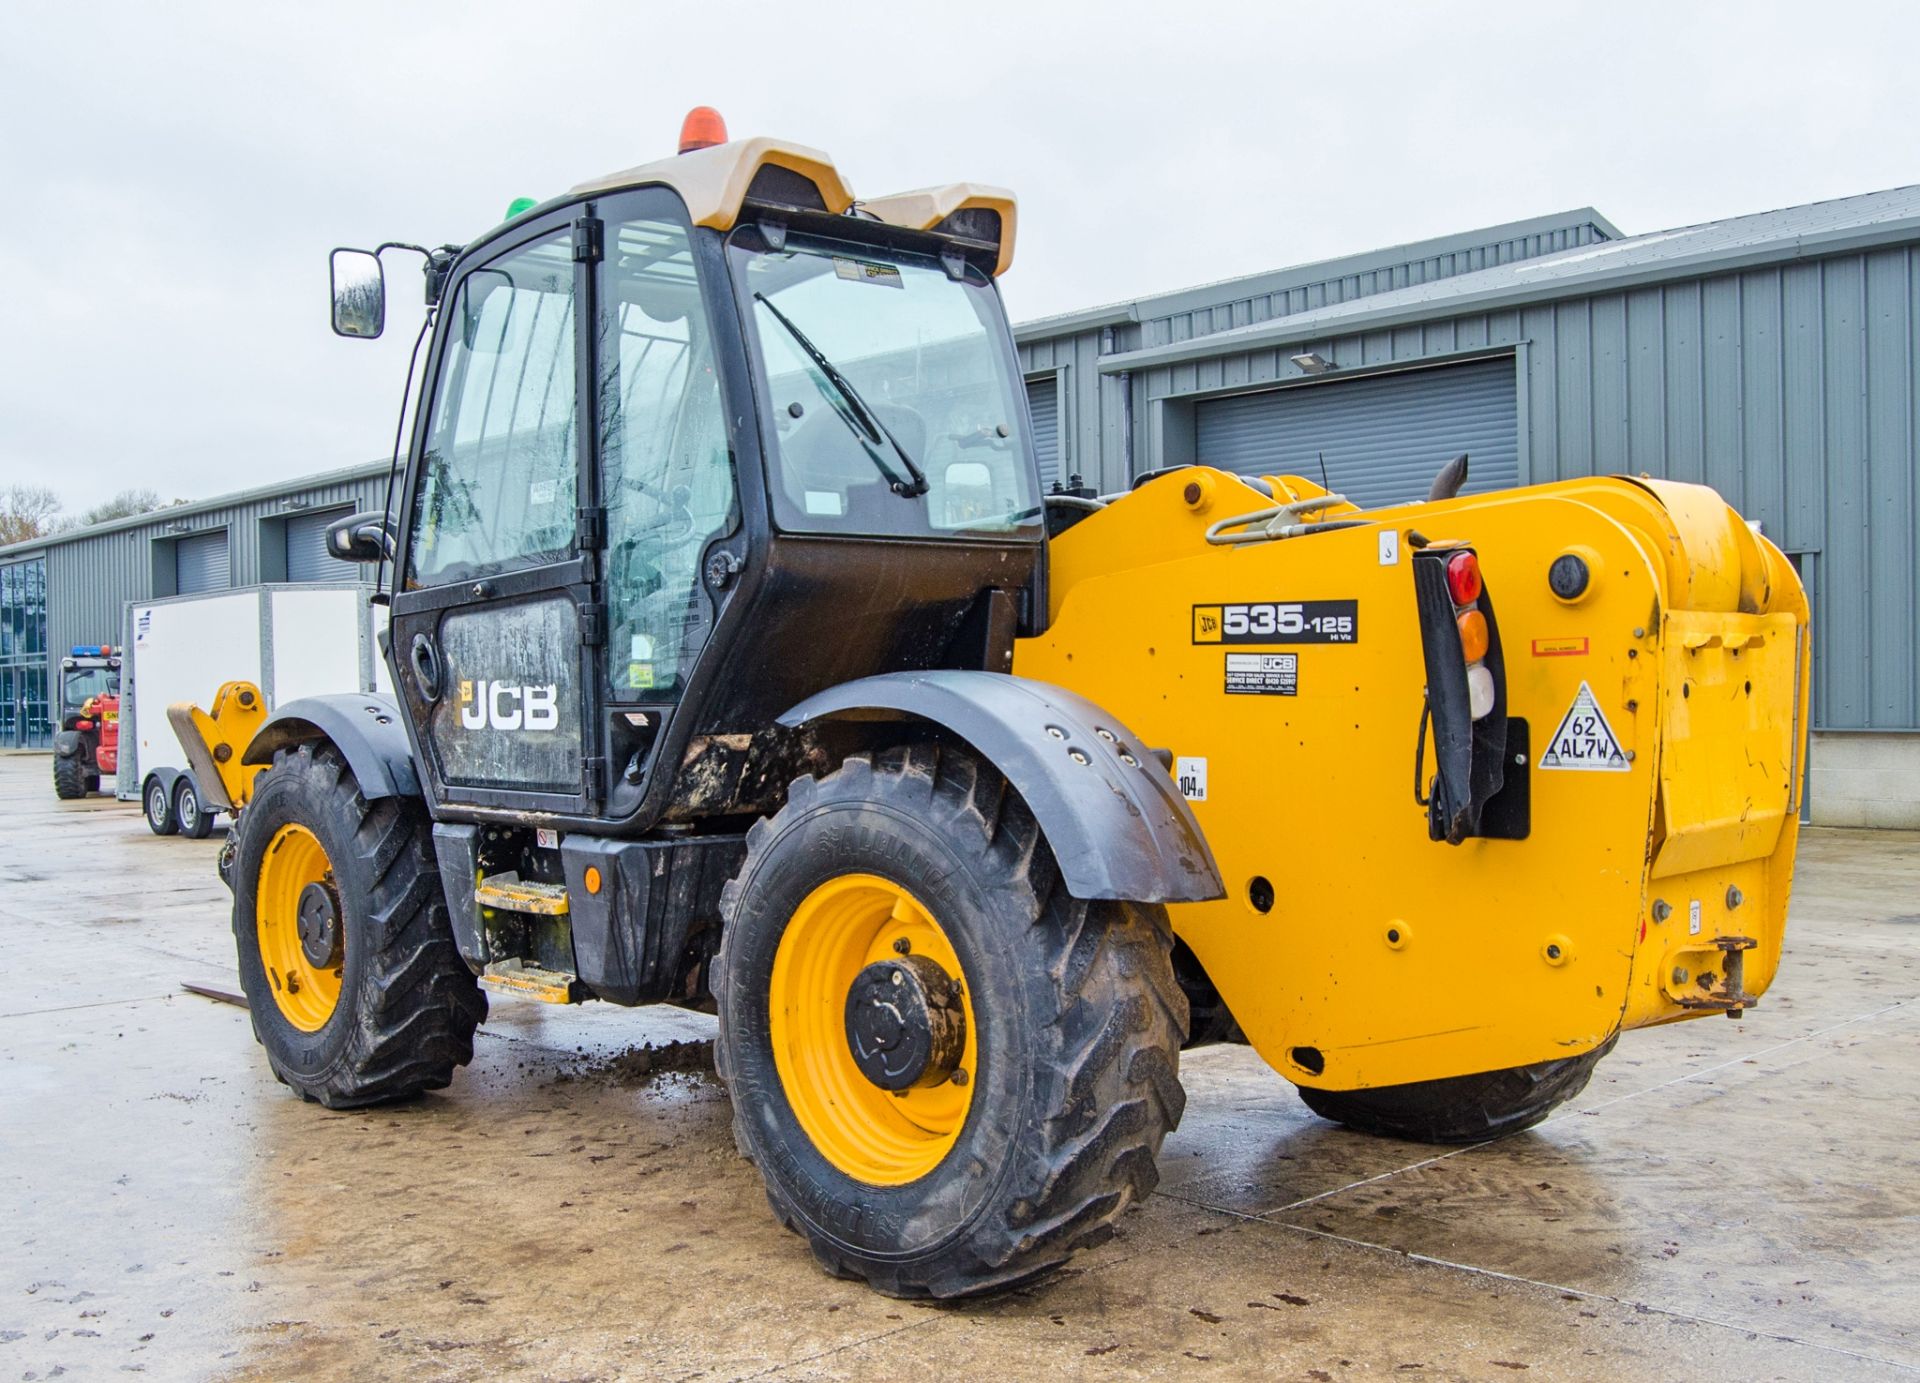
{"left": 1445, "top": 551, "right": 1496, "bottom": 720}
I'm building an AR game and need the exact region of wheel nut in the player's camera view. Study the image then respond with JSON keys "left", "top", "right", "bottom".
{"left": 892, "top": 937, "right": 912, "bottom": 954}
{"left": 951, "top": 1068, "right": 969, "bottom": 1087}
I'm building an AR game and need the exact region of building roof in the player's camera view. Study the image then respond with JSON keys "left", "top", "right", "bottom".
{"left": 1099, "top": 183, "right": 1920, "bottom": 373}
{"left": 0, "top": 457, "right": 390, "bottom": 561}
{"left": 1013, "top": 208, "right": 1623, "bottom": 344}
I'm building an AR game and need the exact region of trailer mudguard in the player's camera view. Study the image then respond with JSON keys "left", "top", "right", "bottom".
{"left": 779, "top": 670, "right": 1224, "bottom": 905}
{"left": 242, "top": 694, "right": 421, "bottom": 800}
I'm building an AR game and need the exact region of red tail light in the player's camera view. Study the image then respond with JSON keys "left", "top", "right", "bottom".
{"left": 1445, "top": 550, "right": 1482, "bottom": 606}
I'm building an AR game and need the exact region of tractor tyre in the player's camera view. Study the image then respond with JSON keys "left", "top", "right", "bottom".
{"left": 1295, "top": 1036, "right": 1616, "bottom": 1144}
{"left": 715, "top": 745, "right": 1188, "bottom": 1299}
{"left": 174, "top": 779, "right": 214, "bottom": 840}
{"left": 231, "top": 741, "right": 485, "bottom": 1109}
{"left": 53, "top": 756, "right": 86, "bottom": 800}
{"left": 144, "top": 777, "right": 177, "bottom": 835}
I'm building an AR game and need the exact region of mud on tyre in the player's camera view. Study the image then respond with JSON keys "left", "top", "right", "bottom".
{"left": 232, "top": 742, "right": 485, "bottom": 1108}
{"left": 715, "top": 744, "right": 1188, "bottom": 1299}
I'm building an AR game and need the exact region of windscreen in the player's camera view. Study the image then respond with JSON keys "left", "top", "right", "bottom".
{"left": 728, "top": 229, "right": 1041, "bottom": 540}
{"left": 62, "top": 665, "right": 116, "bottom": 708}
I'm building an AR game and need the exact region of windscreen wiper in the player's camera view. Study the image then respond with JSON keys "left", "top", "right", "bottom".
{"left": 752, "top": 292, "right": 930, "bottom": 497}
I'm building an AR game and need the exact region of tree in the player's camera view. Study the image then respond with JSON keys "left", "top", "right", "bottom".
{"left": 0, "top": 485, "right": 63, "bottom": 546}
{"left": 74, "top": 488, "right": 170, "bottom": 528}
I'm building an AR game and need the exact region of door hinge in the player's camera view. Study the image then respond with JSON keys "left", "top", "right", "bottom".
{"left": 578, "top": 603, "right": 607, "bottom": 646}
{"left": 582, "top": 755, "right": 608, "bottom": 799}
{"left": 572, "top": 217, "right": 604, "bottom": 264}
{"left": 577, "top": 504, "right": 606, "bottom": 550}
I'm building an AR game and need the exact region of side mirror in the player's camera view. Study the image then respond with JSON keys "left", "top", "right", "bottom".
{"left": 326, "top": 510, "right": 394, "bottom": 564}
{"left": 330, "top": 248, "right": 386, "bottom": 339}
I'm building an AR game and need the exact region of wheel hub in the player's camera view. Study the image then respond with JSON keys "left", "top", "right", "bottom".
{"left": 296, "top": 879, "right": 342, "bottom": 968}
{"left": 843, "top": 954, "right": 966, "bottom": 1091}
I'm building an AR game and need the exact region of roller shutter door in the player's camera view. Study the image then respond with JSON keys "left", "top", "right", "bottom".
{"left": 1026, "top": 375, "right": 1060, "bottom": 489}
{"left": 1194, "top": 357, "right": 1519, "bottom": 510}
{"left": 286, "top": 508, "right": 355, "bottom": 582}
{"left": 174, "top": 531, "right": 230, "bottom": 594}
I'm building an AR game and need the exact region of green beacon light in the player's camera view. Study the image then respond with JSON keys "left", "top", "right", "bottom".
{"left": 504, "top": 196, "right": 538, "bottom": 221}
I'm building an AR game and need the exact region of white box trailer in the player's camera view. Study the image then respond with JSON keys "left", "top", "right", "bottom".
{"left": 118, "top": 583, "right": 390, "bottom": 836}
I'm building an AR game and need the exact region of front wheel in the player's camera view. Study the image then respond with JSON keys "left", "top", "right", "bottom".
{"left": 231, "top": 742, "right": 485, "bottom": 1108}
{"left": 1295, "top": 1037, "right": 1616, "bottom": 1144}
{"left": 52, "top": 755, "right": 86, "bottom": 800}
{"left": 716, "top": 746, "right": 1188, "bottom": 1299}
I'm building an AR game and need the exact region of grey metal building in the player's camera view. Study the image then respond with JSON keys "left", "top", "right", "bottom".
{"left": 1018, "top": 186, "right": 1920, "bottom": 827}
{"left": 0, "top": 460, "right": 384, "bottom": 748}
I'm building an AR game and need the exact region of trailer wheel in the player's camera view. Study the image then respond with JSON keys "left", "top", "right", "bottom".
{"left": 231, "top": 742, "right": 485, "bottom": 1108}
{"left": 53, "top": 756, "right": 86, "bottom": 800}
{"left": 1295, "top": 1037, "right": 1616, "bottom": 1144}
{"left": 174, "top": 779, "right": 214, "bottom": 840}
{"left": 144, "top": 777, "right": 177, "bottom": 835}
{"left": 716, "top": 745, "right": 1187, "bottom": 1299}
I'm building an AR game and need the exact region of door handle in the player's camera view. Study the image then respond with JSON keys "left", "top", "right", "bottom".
{"left": 409, "top": 633, "right": 443, "bottom": 702}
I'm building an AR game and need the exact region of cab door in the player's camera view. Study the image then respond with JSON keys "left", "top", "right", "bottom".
{"left": 390, "top": 215, "right": 605, "bottom": 814}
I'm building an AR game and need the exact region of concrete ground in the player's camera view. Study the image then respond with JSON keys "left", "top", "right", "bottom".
{"left": 1, "top": 751, "right": 1915, "bottom": 1382}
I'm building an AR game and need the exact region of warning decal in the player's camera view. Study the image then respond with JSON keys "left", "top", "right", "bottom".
{"left": 1539, "top": 681, "right": 1630, "bottom": 772}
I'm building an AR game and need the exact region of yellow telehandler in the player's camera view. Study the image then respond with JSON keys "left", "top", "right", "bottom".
{"left": 185, "top": 109, "right": 1808, "bottom": 1298}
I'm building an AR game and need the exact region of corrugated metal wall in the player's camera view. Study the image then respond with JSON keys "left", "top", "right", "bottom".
{"left": 1019, "top": 217, "right": 1611, "bottom": 494}
{"left": 1025, "top": 375, "right": 1060, "bottom": 488}
{"left": 38, "top": 468, "right": 383, "bottom": 666}
{"left": 1128, "top": 247, "right": 1920, "bottom": 732}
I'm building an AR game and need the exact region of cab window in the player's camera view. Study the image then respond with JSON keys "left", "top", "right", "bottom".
{"left": 407, "top": 232, "right": 579, "bottom": 587}
{"left": 598, "top": 203, "right": 737, "bottom": 700}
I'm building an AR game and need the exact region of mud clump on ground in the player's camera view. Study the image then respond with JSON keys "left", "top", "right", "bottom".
{"left": 556, "top": 1039, "right": 717, "bottom": 1088}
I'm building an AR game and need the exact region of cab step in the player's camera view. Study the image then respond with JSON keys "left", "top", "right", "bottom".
{"left": 474, "top": 871, "right": 570, "bottom": 916}
{"left": 480, "top": 959, "right": 581, "bottom": 1004}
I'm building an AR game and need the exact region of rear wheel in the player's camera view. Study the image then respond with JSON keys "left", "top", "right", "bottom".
{"left": 144, "top": 778, "right": 177, "bottom": 835}
{"left": 174, "top": 779, "right": 213, "bottom": 839}
{"left": 232, "top": 742, "right": 485, "bottom": 1108}
{"left": 1295, "top": 1037, "right": 1616, "bottom": 1144}
{"left": 52, "top": 756, "right": 86, "bottom": 800}
{"left": 716, "top": 745, "right": 1187, "bottom": 1299}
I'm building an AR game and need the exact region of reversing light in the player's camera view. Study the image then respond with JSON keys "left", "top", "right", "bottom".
{"left": 1445, "top": 551, "right": 1482, "bottom": 606}
{"left": 1466, "top": 665, "right": 1497, "bottom": 721}
{"left": 1456, "top": 609, "right": 1490, "bottom": 663}
{"left": 679, "top": 106, "right": 728, "bottom": 154}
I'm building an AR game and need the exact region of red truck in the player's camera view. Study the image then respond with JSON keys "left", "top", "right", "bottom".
{"left": 51, "top": 645, "right": 121, "bottom": 800}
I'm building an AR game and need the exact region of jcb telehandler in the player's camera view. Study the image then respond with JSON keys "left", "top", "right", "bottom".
{"left": 196, "top": 110, "right": 1809, "bottom": 1298}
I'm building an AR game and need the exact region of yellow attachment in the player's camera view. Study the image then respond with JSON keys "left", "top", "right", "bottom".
{"left": 769, "top": 874, "right": 977, "bottom": 1186}
{"left": 167, "top": 680, "right": 269, "bottom": 812}
{"left": 1017, "top": 468, "right": 1808, "bottom": 1092}
{"left": 255, "top": 824, "right": 342, "bottom": 1032}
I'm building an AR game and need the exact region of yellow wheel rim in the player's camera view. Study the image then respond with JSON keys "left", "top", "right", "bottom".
{"left": 769, "top": 873, "right": 979, "bottom": 1186}
{"left": 255, "top": 823, "right": 343, "bottom": 1032}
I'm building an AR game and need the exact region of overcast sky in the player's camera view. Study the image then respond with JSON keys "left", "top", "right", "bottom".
{"left": 4, "top": 1, "right": 1918, "bottom": 513}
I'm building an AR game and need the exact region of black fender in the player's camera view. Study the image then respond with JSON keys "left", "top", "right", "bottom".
{"left": 779, "top": 670, "right": 1224, "bottom": 905}
{"left": 52, "top": 729, "right": 85, "bottom": 759}
{"left": 242, "top": 694, "right": 421, "bottom": 800}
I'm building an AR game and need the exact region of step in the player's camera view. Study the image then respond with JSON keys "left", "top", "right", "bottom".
{"left": 480, "top": 959, "right": 581, "bottom": 1005}
{"left": 474, "top": 871, "right": 570, "bottom": 916}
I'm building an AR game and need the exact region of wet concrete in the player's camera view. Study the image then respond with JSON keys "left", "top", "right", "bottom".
{"left": 1, "top": 749, "right": 1916, "bottom": 1381}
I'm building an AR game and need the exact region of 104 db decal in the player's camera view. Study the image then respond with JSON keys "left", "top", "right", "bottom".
{"left": 1192, "top": 600, "right": 1358, "bottom": 644}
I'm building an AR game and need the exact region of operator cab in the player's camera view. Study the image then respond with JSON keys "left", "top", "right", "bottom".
{"left": 60, "top": 646, "right": 121, "bottom": 724}
{"left": 328, "top": 111, "right": 1044, "bottom": 835}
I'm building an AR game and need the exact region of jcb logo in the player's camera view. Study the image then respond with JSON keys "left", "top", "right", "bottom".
{"left": 458, "top": 680, "right": 560, "bottom": 731}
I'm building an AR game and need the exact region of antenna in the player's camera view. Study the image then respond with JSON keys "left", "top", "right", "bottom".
{"left": 1318, "top": 451, "right": 1331, "bottom": 494}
